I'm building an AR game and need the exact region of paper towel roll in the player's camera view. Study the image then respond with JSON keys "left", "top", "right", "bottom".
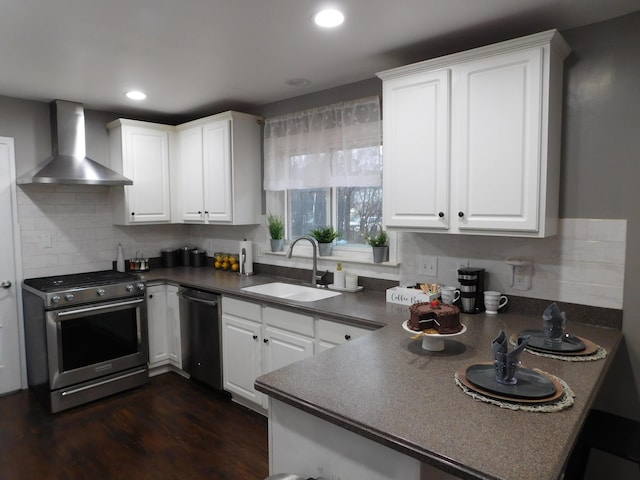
{"left": 239, "top": 240, "right": 254, "bottom": 275}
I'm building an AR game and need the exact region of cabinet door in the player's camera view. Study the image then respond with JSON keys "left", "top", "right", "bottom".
{"left": 453, "top": 48, "right": 543, "bottom": 232}
{"left": 166, "top": 285, "right": 181, "bottom": 368}
{"left": 203, "top": 119, "right": 232, "bottom": 222}
{"left": 221, "top": 314, "right": 263, "bottom": 405}
{"left": 123, "top": 125, "right": 171, "bottom": 223}
{"left": 263, "top": 326, "right": 314, "bottom": 409}
{"left": 177, "top": 126, "right": 206, "bottom": 222}
{"left": 263, "top": 326, "right": 314, "bottom": 374}
{"left": 383, "top": 69, "right": 450, "bottom": 229}
{"left": 147, "top": 285, "right": 169, "bottom": 366}
{"left": 316, "top": 318, "right": 374, "bottom": 353}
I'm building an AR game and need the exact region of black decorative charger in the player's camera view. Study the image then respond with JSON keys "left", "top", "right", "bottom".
{"left": 465, "top": 364, "right": 557, "bottom": 400}
{"left": 517, "top": 329, "right": 585, "bottom": 354}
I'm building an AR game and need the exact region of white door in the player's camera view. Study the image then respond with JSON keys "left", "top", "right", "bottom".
{"left": 124, "top": 125, "right": 171, "bottom": 223}
{"left": 146, "top": 285, "right": 169, "bottom": 366}
{"left": 382, "top": 69, "right": 451, "bottom": 229}
{"left": 453, "top": 48, "right": 543, "bottom": 232}
{"left": 221, "top": 314, "right": 263, "bottom": 405}
{"left": 0, "top": 137, "right": 22, "bottom": 394}
{"left": 177, "top": 125, "right": 206, "bottom": 222}
{"left": 203, "top": 119, "right": 232, "bottom": 222}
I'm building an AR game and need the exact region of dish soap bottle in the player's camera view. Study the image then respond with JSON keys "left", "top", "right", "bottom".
{"left": 334, "top": 262, "right": 345, "bottom": 289}
{"left": 116, "top": 243, "right": 125, "bottom": 272}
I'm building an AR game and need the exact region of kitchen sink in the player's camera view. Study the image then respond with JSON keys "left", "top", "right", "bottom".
{"left": 241, "top": 282, "right": 341, "bottom": 302}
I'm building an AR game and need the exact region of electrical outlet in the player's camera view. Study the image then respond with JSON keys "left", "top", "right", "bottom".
{"left": 512, "top": 264, "right": 532, "bottom": 290}
{"left": 506, "top": 258, "right": 533, "bottom": 290}
{"left": 418, "top": 255, "right": 438, "bottom": 276}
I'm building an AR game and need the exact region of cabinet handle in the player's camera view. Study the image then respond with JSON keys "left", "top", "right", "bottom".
{"left": 345, "top": 334, "right": 351, "bottom": 341}
{"left": 438, "top": 212, "right": 444, "bottom": 218}
{"left": 149, "top": 294, "right": 153, "bottom": 299}
{"left": 458, "top": 211, "right": 464, "bottom": 218}
{"left": 131, "top": 212, "right": 135, "bottom": 216}
{"left": 263, "top": 338, "right": 269, "bottom": 343}
{"left": 204, "top": 211, "right": 209, "bottom": 215}
{"left": 198, "top": 211, "right": 202, "bottom": 214}
{"left": 252, "top": 335, "right": 258, "bottom": 340}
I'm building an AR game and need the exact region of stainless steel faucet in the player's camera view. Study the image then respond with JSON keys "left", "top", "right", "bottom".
{"left": 286, "top": 235, "right": 328, "bottom": 287}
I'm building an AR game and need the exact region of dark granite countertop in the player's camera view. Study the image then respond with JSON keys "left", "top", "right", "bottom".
{"left": 138, "top": 266, "right": 392, "bottom": 329}
{"left": 139, "top": 266, "right": 623, "bottom": 480}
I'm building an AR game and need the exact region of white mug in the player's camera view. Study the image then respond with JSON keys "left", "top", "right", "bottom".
{"left": 484, "top": 291, "right": 508, "bottom": 314}
{"left": 440, "top": 286, "right": 460, "bottom": 304}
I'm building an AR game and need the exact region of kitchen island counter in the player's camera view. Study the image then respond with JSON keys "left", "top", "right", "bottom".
{"left": 140, "top": 266, "right": 622, "bottom": 479}
{"left": 255, "top": 310, "right": 621, "bottom": 480}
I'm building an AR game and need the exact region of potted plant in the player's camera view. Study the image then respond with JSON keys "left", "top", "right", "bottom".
{"left": 365, "top": 226, "right": 389, "bottom": 263}
{"left": 267, "top": 213, "right": 285, "bottom": 252}
{"left": 309, "top": 226, "right": 340, "bottom": 256}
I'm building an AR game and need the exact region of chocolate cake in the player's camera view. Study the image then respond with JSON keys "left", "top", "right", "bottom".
{"left": 408, "top": 302, "right": 462, "bottom": 334}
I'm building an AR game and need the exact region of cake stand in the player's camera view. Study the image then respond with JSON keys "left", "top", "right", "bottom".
{"left": 402, "top": 320, "right": 467, "bottom": 351}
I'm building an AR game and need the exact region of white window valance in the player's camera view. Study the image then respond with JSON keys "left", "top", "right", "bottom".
{"left": 264, "top": 96, "right": 382, "bottom": 191}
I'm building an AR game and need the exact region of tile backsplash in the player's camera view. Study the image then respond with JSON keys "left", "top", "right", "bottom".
{"left": 16, "top": 185, "right": 625, "bottom": 309}
{"left": 398, "top": 218, "right": 626, "bottom": 309}
{"left": 17, "top": 185, "right": 188, "bottom": 278}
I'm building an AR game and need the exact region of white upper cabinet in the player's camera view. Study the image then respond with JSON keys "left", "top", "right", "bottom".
{"left": 378, "top": 30, "right": 570, "bottom": 237}
{"left": 109, "top": 119, "right": 173, "bottom": 225}
{"left": 382, "top": 69, "right": 451, "bottom": 230}
{"left": 176, "top": 111, "right": 262, "bottom": 225}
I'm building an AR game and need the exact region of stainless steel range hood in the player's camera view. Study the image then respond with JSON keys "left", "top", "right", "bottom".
{"left": 17, "top": 100, "right": 133, "bottom": 186}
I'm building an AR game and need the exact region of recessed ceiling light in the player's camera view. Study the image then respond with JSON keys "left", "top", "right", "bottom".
{"left": 125, "top": 90, "right": 147, "bottom": 101}
{"left": 313, "top": 9, "right": 344, "bottom": 28}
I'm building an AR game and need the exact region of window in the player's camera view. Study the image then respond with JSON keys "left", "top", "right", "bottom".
{"left": 264, "top": 97, "right": 384, "bottom": 249}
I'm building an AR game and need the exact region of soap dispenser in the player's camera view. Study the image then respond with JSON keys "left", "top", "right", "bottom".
{"left": 334, "top": 262, "right": 345, "bottom": 289}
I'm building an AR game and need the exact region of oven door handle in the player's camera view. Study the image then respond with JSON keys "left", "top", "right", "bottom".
{"left": 55, "top": 298, "right": 144, "bottom": 320}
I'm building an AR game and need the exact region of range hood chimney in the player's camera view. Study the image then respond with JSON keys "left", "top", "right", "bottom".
{"left": 17, "top": 100, "right": 133, "bottom": 186}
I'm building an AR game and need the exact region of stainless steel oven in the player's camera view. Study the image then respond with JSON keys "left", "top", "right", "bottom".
{"left": 23, "top": 271, "right": 149, "bottom": 413}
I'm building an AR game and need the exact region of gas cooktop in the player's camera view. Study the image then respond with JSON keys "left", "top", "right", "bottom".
{"left": 24, "top": 270, "right": 140, "bottom": 292}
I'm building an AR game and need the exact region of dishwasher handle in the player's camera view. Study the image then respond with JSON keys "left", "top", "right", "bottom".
{"left": 176, "top": 290, "right": 219, "bottom": 307}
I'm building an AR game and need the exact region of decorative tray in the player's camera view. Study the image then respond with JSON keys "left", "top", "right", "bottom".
{"left": 516, "top": 329, "right": 596, "bottom": 356}
{"left": 328, "top": 284, "right": 364, "bottom": 293}
{"left": 457, "top": 363, "right": 563, "bottom": 404}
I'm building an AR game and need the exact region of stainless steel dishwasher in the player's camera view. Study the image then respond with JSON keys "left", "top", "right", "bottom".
{"left": 177, "top": 287, "right": 222, "bottom": 390}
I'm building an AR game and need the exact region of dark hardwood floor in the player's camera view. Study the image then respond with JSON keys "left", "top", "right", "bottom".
{"left": 0, "top": 373, "right": 269, "bottom": 480}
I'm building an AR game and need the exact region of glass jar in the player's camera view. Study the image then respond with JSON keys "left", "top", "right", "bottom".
{"left": 228, "top": 254, "right": 239, "bottom": 273}
{"left": 213, "top": 252, "right": 225, "bottom": 270}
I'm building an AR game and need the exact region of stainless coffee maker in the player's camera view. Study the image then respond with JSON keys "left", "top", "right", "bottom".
{"left": 458, "top": 267, "right": 485, "bottom": 314}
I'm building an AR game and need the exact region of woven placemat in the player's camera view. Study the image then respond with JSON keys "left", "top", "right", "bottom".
{"left": 454, "top": 369, "right": 575, "bottom": 412}
{"left": 509, "top": 334, "right": 607, "bottom": 362}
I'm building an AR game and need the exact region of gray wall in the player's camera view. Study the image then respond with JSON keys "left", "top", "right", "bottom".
{"left": 560, "top": 12, "right": 640, "bottom": 420}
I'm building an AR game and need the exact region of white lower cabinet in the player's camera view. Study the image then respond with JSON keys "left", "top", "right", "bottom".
{"left": 261, "top": 307, "right": 314, "bottom": 410}
{"left": 316, "top": 318, "right": 373, "bottom": 353}
{"left": 270, "top": 399, "right": 457, "bottom": 480}
{"left": 166, "top": 285, "right": 181, "bottom": 368}
{"left": 221, "top": 296, "right": 375, "bottom": 413}
{"left": 146, "top": 284, "right": 181, "bottom": 372}
{"left": 222, "top": 312, "right": 263, "bottom": 405}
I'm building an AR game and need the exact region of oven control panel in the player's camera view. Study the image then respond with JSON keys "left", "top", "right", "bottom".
{"left": 38, "top": 282, "right": 146, "bottom": 309}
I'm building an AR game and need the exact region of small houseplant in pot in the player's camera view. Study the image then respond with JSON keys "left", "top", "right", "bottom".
{"left": 267, "top": 213, "right": 285, "bottom": 252}
{"left": 309, "top": 226, "right": 340, "bottom": 256}
{"left": 365, "top": 226, "right": 389, "bottom": 263}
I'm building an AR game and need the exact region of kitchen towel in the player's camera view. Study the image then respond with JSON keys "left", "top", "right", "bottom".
{"left": 239, "top": 240, "right": 253, "bottom": 275}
